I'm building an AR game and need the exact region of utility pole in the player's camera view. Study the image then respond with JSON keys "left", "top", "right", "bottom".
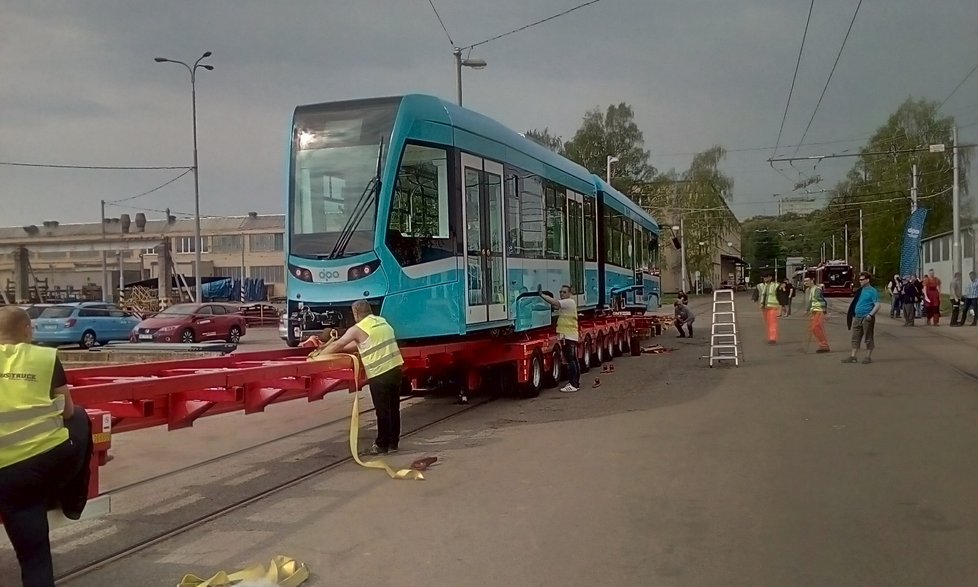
{"left": 952, "top": 126, "right": 962, "bottom": 281}
{"left": 774, "top": 257, "right": 778, "bottom": 281}
{"left": 679, "top": 216, "right": 688, "bottom": 293}
{"left": 100, "top": 200, "right": 109, "bottom": 302}
{"left": 911, "top": 163, "right": 918, "bottom": 213}
{"left": 859, "top": 208, "right": 864, "bottom": 273}
{"left": 844, "top": 224, "right": 849, "bottom": 264}
{"left": 832, "top": 234, "right": 836, "bottom": 259}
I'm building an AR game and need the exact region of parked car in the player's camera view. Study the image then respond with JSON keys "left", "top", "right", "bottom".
{"left": 18, "top": 304, "right": 54, "bottom": 328}
{"left": 33, "top": 302, "right": 140, "bottom": 349}
{"left": 131, "top": 303, "right": 247, "bottom": 344}
{"left": 237, "top": 303, "right": 281, "bottom": 326}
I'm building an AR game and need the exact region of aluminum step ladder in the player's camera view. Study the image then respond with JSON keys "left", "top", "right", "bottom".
{"left": 709, "top": 289, "right": 740, "bottom": 367}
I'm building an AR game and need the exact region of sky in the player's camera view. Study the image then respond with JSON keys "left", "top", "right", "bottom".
{"left": 1, "top": 0, "right": 976, "bottom": 228}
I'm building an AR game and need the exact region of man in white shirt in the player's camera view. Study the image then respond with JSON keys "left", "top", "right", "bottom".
{"left": 540, "top": 285, "right": 580, "bottom": 392}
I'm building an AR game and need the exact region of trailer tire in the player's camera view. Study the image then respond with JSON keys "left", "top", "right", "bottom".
{"left": 519, "top": 352, "right": 544, "bottom": 398}
{"left": 545, "top": 347, "right": 563, "bottom": 387}
{"left": 616, "top": 330, "right": 628, "bottom": 356}
{"left": 580, "top": 336, "right": 593, "bottom": 372}
{"left": 605, "top": 333, "right": 615, "bottom": 360}
{"left": 630, "top": 335, "right": 642, "bottom": 356}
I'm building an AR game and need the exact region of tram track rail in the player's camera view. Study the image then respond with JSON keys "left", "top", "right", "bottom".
{"left": 54, "top": 396, "right": 492, "bottom": 585}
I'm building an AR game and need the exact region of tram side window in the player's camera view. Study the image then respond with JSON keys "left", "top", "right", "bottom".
{"left": 386, "top": 144, "right": 453, "bottom": 267}
{"left": 604, "top": 207, "right": 623, "bottom": 267}
{"left": 545, "top": 184, "right": 567, "bottom": 260}
{"left": 519, "top": 175, "right": 545, "bottom": 258}
{"left": 505, "top": 171, "right": 521, "bottom": 256}
{"left": 584, "top": 198, "right": 596, "bottom": 262}
{"left": 623, "top": 219, "right": 634, "bottom": 269}
{"left": 635, "top": 227, "right": 646, "bottom": 269}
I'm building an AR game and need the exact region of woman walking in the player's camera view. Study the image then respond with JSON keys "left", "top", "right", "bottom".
{"left": 922, "top": 269, "right": 942, "bottom": 325}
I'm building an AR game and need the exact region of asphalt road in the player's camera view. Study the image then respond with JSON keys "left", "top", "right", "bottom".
{"left": 9, "top": 294, "right": 978, "bottom": 586}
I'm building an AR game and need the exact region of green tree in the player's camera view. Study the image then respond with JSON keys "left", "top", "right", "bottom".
{"left": 562, "top": 103, "right": 656, "bottom": 194}
{"left": 822, "top": 98, "right": 971, "bottom": 277}
{"left": 524, "top": 128, "right": 564, "bottom": 153}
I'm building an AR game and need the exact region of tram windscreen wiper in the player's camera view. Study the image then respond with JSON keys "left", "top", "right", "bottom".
{"left": 328, "top": 137, "right": 384, "bottom": 260}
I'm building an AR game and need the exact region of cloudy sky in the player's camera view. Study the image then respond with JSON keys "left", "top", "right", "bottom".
{"left": 1, "top": 0, "right": 975, "bottom": 227}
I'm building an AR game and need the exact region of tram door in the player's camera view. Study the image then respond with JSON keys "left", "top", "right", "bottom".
{"left": 462, "top": 154, "right": 507, "bottom": 324}
{"left": 567, "top": 192, "right": 586, "bottom": 306}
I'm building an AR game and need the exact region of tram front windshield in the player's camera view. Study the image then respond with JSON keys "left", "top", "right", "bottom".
{"left": 290, "top": 100, "right": 400, "bottom": 258}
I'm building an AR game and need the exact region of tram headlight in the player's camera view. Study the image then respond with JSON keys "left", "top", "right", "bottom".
{"left": 348, "top": 259, "right": 381, "bottom": 281}
{"left": 289, "top": 264, "right": 314, "bottom": 282}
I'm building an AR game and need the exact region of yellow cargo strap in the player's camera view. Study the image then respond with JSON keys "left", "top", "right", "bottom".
{"left": 177, "top": 555, "right": 309, "bottom": 587}
{"left": 308, "top": 331, "right": 424, "bottom": 481}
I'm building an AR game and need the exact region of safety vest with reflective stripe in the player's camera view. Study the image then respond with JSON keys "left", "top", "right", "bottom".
{"left": 0, "top": 343, "right": 68, "bottom": 469}
{"left": 807, "top": 284, "right": 827, "bottom": 312}
{"left": 756, "top": 282, "right": 779, "bottom": 309}
{"left": 556, "top": 299, "right": 579, "bottom": 341}
{"left": 356, "top": 315, "right": 404, "bottom": 380}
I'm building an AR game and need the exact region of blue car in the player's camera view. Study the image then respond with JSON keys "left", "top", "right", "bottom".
{"left": 33, "top": 302, "right": 141, "bottom": 349}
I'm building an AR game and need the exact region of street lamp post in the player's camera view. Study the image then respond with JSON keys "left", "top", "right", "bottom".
{"left": 155, "top": 51, "right": 214, "bottom": 304}
{"left": 606, "top": 155, "right": 619, "bottom": 184}
{"left": 453, "top": 48, "right": 486, "bottom": 106}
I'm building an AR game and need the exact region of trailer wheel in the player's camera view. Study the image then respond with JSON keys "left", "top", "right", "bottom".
{"left": 519, "top": 352, "right": 544, "bottom": 398}
{"left": 580, "top": 336, "right": 593, "bottom": 372}
{"left": 545, "top": 347, "right": 563, "bottom": 387}
{"left": 605, "top": 333, "right": 615, "bottom": 360}
{"left": 615, "top": 330, "right": 628, "bottom": 356}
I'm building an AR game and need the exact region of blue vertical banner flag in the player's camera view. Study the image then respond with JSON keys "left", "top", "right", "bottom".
{"left": 899, "top": 208, "right": 928, "bottom": 277}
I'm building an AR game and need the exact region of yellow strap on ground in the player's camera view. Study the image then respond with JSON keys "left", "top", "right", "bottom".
{"left": 177, "top": 555, "right": 309, "bottom": 587}
{"left": 308, "top": 333, "right": 423, "bottom": 481}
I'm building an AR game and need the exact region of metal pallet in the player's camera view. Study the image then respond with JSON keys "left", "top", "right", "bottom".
{"left": 709, "top": 289, "right": 741, "bottom": 366}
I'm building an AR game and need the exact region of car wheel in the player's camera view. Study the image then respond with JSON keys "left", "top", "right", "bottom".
{"left": 80, "top": 330, "right": 97, "bottom": 349}
{"left": 181, "top": 329, "right": 196, "bottom": 344}
{"left": 227, "top": 326, "right": 242, "bottom": 344}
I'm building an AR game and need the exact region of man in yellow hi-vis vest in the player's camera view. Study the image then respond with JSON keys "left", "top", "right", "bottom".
{"left": 754, "top": 272, "right": 781, "bottom": 344}
{"left": 540, "top": 284, "right": 579, "bottom": 392}
{"left": 0, "top": 306, "right": 92, "bottom": 587}
{"left": 305, "top": 300, "right": 404, "bottom": 455}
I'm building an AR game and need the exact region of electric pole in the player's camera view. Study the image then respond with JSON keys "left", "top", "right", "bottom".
{"left": 100, "top": 200, "right": 109, "bottom": 302}
{"left": 859, "top": 208, "right": 864, "bottom": 273}
{"left": 844, "top": 224, "right": 849, "bottom": 265}
{"left": 911, "top": 163, "right": 918, "bottom": 213}
{"left": 832, "top": 234, "right": 836, "bottom": 259}
{"left": 952, "top": 126, "right": 962, "bottom": 281}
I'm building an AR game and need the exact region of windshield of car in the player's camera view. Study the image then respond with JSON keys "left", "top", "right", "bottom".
{"left": 289, "top": 99, "right": 399, "bottom": 258}
{"left": 39, "top": 306, "right": 74, "bottom": 319}
{"left": 156, "top": 305, "right": 198, "bottom": 316}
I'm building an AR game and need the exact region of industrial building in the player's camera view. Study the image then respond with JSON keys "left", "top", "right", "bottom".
{"left": 0, "top": 212, "right": 285, "bottom": 303}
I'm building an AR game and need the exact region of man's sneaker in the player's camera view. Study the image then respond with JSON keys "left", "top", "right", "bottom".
{"left": 367, "top": 443, "right": 388, "bottom": 455}
{"left": 560, "top": 384, "right": 579, "bottom": 393}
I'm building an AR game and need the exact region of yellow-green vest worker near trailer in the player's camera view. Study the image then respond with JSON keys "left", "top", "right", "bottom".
{"left": 0, "top": 306, "right": 93, "bottom": 587}
{"left": 304, "top": 300, "right": 404, "bottom": 455}
{"left": 540, "top": 284, "right": 581, "bottom": 393}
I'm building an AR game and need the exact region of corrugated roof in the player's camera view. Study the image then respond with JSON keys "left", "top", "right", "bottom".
{"left": 0, "top": 214, "right": 284, "bottom": 243}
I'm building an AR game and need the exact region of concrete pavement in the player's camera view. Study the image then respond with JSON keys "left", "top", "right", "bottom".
{"left": 7, "top": 294, "right": 978, "bottom": 586}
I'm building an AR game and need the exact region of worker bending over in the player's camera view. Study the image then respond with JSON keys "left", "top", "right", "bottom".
{"left": 305, "top": 300, "right": 404, "bottom": 455}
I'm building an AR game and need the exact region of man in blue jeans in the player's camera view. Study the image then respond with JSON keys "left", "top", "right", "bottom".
{"left": 540, "top": 285, "right": 580, "bottom": 392}
{"left": 843, "top": 272, "right": 881, "bottom": 364}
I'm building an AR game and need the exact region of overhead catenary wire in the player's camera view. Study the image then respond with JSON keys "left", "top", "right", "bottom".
{"left": 773, "top": 0, "right": 816, "bottom": 156}
{"left": 108, "top": 169, "right": 194, "bottom": 204}
{"left": 426, "top": 0, "right": 455, "bottom": 47}
{"left": 463, "top": 0, "right": 603, "bottom": 51}
{"left": 793, "top": 0, "right": 865, "bottom": 155}
{"left": 0, "top": 161, "right": 192, "bottom": 171}
{"left": 938, "top": 60, "right": 978, "bottom": 112}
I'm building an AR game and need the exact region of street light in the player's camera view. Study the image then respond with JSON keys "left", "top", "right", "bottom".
{"left": 154, "top": 51, "right": 214, "bottom": 304}
{"left": 606, "top": 155, "right": 619, "bottom": 184}
{"left": 453, "top": 48, "right": 486, "bottom": 106}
